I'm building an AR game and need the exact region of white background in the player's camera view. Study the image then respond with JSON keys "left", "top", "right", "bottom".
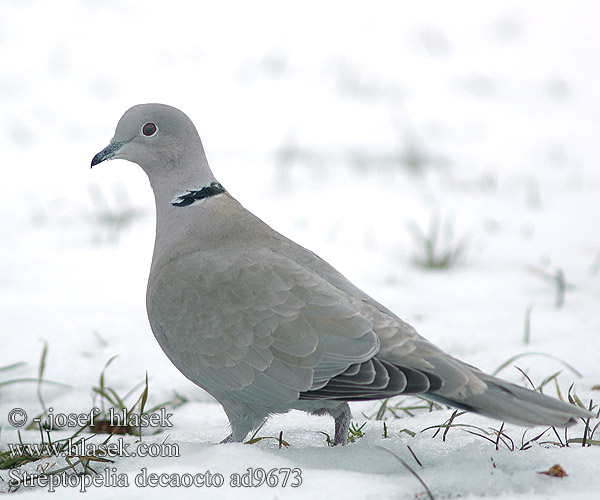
{"left": 1, "top": 1, "right": 599, "bottom": 498}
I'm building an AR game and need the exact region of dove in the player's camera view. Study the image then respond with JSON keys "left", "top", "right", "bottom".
{"left": 92, "top": 103, "right": 593, "bottom": 445}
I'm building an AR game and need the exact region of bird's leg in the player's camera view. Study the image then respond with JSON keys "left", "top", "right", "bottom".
{"left": 219, "top": 426, "right": 252, "bottom": 444}
{"left": 219, "top": 405, "right": 267, "bottom": 444}
{"left": 331, "top": 403, "right": 351, "bottom": 446}
{"left": 219, "top": 433, "right": 236, "bottom": 444}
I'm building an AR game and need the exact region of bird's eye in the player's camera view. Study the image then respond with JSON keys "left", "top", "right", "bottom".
{"left": 142, "top": 122, "right": 157, "bottom": 137}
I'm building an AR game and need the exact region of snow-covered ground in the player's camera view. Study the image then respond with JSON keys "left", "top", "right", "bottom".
{"left": 1, "top": 1, "right": 599, "bottom": 498}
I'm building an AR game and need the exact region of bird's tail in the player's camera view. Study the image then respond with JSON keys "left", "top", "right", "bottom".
{"left": 428, "top": 370, "right": 594, "bottom": 427}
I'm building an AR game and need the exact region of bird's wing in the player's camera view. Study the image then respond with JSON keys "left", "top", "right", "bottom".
{"left": 271, "top": 238, "right": 488, "bottom": 400}
{"left": 147, "top": 246, "right": 385, "bottom": 406}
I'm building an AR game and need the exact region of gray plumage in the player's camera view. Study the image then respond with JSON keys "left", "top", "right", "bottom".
{"left": 92, "top": 103, "right": 593, "bottom": 445}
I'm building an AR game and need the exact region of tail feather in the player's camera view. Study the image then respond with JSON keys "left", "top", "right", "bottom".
{"left": 429, "top": 373, "right": 593, "bottom": 427}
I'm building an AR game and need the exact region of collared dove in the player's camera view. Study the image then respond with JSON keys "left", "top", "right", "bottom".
{"left": 92, "top": 103, "right": 593, "bottom": 445}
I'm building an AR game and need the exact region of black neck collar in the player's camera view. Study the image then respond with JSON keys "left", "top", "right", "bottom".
{"left": 172, "top": 182, "right": 226, "bottom": 207}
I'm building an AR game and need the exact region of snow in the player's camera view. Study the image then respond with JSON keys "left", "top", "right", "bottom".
{"left": 1, "top": 1, "right": 599, "bottom": 498}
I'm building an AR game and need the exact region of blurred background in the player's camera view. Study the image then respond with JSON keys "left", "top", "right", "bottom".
{"left": 1, "top": 0, "right": 599, "bottom": 411}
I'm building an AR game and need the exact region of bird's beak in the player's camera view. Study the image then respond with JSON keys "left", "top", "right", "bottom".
{"left": 91, "top": 140, "right": 127, "bottom": 168}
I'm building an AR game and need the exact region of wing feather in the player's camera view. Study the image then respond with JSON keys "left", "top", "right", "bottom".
{"left": 148, "top": 241, "right": 482, "bottom": 408}
{"left": 147, "top": 247, "right": 379, "bottom": 405}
